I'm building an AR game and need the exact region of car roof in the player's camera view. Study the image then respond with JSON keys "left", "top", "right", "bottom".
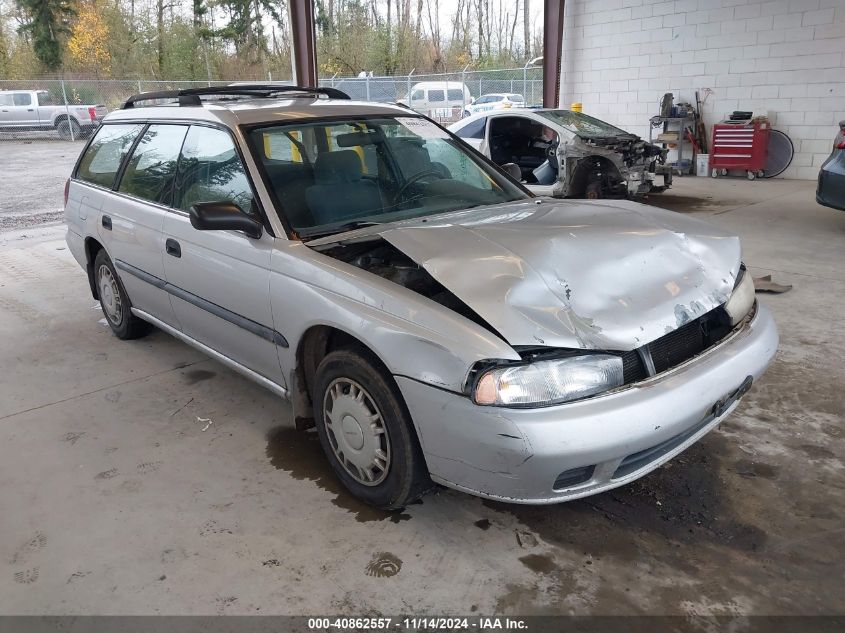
{"left": 103, "top": 97, "right": 415, "bottom": 128}
{"left": 450, "top": 108, "right": 551, "bottom": 128}
{"left": 411, "top": 82, "right": 469, "bottom": 89}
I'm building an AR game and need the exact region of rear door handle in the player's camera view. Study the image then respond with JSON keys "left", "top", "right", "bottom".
{"left": 165, "top": 238, "right": 181, "bottom": 258}
{"left": 101, "top": 215, "right": 112, "bottom": 230}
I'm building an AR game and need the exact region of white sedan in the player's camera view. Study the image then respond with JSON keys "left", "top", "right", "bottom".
{"left": 462, "top": 93, "right": 526, "bottom": 118}
{"left": 449, "top": 108, "right": 672, "bottom": 199}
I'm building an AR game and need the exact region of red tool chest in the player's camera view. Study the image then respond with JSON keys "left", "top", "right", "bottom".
{"left": 709, "top": 121, "right": 771, "bottom": 180}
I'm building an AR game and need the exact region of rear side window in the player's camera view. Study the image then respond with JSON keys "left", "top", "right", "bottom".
{"left": 447, "top": 89, "right": 465, "bottom": 101}
{"left": 119, "top": 124, "right": 188, "bottom": 205}
{"left": 77, "top": 124, "right": 144, "bottom": 188}
{"left": 455, "top": 117, "right": 487, "bottom": 140}
{"left": 174, "top": 126, "right": 254, "bottom": 214}
{"left": 13, "top": 93, "right": 31, "bottom": 106}
{"left": 429, "top": 90, "right": 445, "bottom": 102}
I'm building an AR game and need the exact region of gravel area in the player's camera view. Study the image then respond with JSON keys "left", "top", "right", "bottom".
{"left": 0, "top": 140, "right": 83, "bottom": 231}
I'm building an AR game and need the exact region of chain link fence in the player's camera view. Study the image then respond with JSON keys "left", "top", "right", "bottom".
{"left": 0, "top": 67, "right": 543, "bottom": 141}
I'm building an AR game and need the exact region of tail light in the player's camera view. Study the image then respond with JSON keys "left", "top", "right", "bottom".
{"left": 88, "top": 107, "right": 96, "bottom": 121}
{"left": 64, "top": 178, "right": 70, "bottom": 207}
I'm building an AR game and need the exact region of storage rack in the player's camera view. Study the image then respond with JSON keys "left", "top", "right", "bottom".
{"left": 649, "top": 114, "right": 696, "bottom": 175}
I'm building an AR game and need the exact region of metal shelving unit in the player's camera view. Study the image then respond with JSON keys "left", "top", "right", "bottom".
{"left": 649, "top": 115, "right": 696, "bottom": 175}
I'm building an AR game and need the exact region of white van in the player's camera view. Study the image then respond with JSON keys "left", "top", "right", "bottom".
{"left": 400, "top": 82, "right": 473, "bottom": 119}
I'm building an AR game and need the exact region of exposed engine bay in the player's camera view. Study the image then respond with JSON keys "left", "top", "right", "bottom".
{"left": 314, "top": 237, "right": 502, "bottom": 338}
{"left": 565, "top": 134, "right": 669, "bottom": 199}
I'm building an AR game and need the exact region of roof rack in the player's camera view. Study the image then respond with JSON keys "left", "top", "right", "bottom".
{"left": 121, "top": 84, "right": 350, "bottom": 109}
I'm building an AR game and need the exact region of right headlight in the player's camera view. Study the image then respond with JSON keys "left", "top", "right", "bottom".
{"left": 724, "top": 265, "right": 755, "bottom": 325}
{"left": 473, "top": 354, "right": 624, "bottom": 408}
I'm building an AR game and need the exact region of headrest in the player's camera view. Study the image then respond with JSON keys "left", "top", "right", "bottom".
{"left": 314, "top": 150, "right": 363, "bottom": 184}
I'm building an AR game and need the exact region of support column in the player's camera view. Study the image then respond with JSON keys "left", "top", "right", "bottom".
{"left": 543, "top": 0, "right": 565, "bottom": 108}
{"left": 289, "top": 0, "right": 318, "bottom": 87}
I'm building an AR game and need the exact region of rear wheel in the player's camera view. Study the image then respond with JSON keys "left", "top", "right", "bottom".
{"left": 94, "top": 250, "right": 150, "bottom": 340}
{"left": 56, "top": 118, "right": 81, "bottom": 140}
{"left": 313, "top": 348, "right": 432, "bottom": 509}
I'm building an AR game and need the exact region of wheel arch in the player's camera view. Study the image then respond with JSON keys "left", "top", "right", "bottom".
{"left": 53, "top": 113, "right": 81, "bottom": 127}
{"left": 568, "top": 155, "right": 624, "bottom": 198}
{"left": 84, "top": 236, "right": 105, "bottom": 299}
{"left": 292, "top": 325, "right": 395, "bottom": 431}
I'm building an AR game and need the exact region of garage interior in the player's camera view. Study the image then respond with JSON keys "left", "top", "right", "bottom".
{"left": 1, "top": 0, "right": 844, "bottom": 621}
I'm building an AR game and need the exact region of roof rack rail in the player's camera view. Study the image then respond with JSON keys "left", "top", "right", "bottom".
{"left": 122, "top": 84, "right": 350, "bottom": 109}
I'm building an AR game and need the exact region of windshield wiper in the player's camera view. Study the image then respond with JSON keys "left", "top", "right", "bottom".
{"left": 299, "top": 220, "right": 383, "bottom": 240}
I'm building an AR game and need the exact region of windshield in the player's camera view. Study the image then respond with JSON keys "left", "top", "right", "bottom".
{"left": 538, "top": 110, "right": 631, "bottom": 139}
{"left": 247, "top": 116, "right": 527, "bottom": 238}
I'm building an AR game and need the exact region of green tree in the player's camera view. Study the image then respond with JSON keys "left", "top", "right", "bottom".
{"left": 15, "top": 0, "right": 74, "bottom": 70}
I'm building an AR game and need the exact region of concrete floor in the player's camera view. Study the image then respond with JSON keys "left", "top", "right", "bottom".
{"left": 0, "top": 167, "right": 843, "bottom": 615}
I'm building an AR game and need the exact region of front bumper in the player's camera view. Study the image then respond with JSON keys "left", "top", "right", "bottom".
{"left": 397, "top": 303, "right": 778, "bottom": 504}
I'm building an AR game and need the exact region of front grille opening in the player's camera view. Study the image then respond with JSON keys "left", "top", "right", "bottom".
{"left": 613, "top": 305, "right": 737, "bottom": 385}
{"left": 553, "top": 465, "right": 595, "bottom": 490}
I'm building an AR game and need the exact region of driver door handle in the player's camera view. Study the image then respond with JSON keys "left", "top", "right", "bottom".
{"left": 165, "top": 239, "right": 181, "bottom": 258}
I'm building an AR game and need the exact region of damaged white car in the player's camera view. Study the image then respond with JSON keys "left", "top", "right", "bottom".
{"left": 449, "top": 108, "right": 673, "bottom": 199}
{"left": 65, "top": 86, "right": 778, "bottom": 509}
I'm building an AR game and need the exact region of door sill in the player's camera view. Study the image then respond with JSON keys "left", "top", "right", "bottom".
{"left": 131, "top": 308, "right": 289, "bottom": 400}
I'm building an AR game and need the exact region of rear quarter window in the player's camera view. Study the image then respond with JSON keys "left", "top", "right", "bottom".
{"left": 447, "top": 89, "right": 465, "bottom": 101}
{"left": 76, "top": 124, "right": 145, "bottom": 188}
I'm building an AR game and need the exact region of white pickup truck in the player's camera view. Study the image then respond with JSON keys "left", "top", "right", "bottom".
{"left": 0, "top": 89, "right": 107, "bottom": 139}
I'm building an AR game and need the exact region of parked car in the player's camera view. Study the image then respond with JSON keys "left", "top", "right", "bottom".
{"left": 397, "top": 81, "right": 473, "bottom": 119}
{"left": 816, "top": 120, "right": 845, "bottom": 212}
{"left": 463, "top": 93, "right": 526, "bottom": 118}
{"left": 65, "top": 85, "right": 777, "bottom": 509}
{"left": 0, "top": 89, "right": 106, "bottom": 139}
{"left": 449, "top": 108, "right": 673, "bottom": 199}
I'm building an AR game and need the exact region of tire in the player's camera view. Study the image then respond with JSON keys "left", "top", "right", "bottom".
{"left": 56, "top": 118, "right": 81, "bottom": 140}
{"left": 313, "top": 348, "right": 432, "bottom": 509}
{"left": 93, "top": 249, "right": 150, "bottom": 340}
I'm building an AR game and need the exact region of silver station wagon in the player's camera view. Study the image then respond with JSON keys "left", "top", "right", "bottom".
{"left": 64, "top": 85, "right": 778, "bottom": 509}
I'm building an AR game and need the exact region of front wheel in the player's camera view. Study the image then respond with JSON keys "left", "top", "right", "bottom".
{"left": 313, "top": 348, "right": 432, "bottom": 509}
{"left": 94, "top": 250, "right": 150, "bottom": 340}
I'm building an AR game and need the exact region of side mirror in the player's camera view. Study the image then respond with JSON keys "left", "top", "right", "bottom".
{"left": 501, "top": 162, "right": 522, "bottom": 181}
{"left": 189, "top": 201, "right": 263, "bottom": 239}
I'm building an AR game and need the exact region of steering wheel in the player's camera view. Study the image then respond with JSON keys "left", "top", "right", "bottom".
{"left": 392, "top": 169, "right": 443, "bottom": 204}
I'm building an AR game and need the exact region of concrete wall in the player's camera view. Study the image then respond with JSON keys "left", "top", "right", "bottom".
{"left": 560, "top": 0, "right": 845, "bottom": 179}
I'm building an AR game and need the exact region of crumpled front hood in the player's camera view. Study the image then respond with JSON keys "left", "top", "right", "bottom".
{"left": 379, "top": 199, "right": 741, "bottom": 351}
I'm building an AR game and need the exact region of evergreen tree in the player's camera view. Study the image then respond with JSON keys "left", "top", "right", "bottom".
{"left": 15, "top": 0, "right": 74, "bottom": 70}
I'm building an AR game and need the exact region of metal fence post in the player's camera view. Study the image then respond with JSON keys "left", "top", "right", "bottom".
{"left": 138, "top": 79, "right": 143, "bottom": 94}
{"left": 461, "top": 64, "right": 469, "bottom": 111}
{"left": 60, "top": 78, "right": 75, "bottom": 141}
{"left": 407, "top": 69, "right": 414, "bottom": 108}
{"left": 365, "top": 74, "right": 371, "bottom": 101}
